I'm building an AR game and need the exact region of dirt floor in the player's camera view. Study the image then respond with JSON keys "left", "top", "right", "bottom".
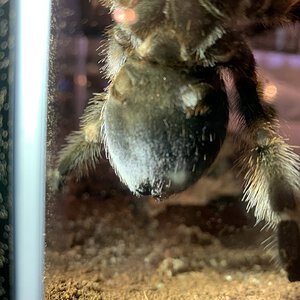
{"left": 44, "top": 159, "right": 300, "bottom": 300}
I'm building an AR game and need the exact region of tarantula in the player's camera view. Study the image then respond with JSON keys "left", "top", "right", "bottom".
{"left": 56, "top": 0, "right": 300, "bottom": 281}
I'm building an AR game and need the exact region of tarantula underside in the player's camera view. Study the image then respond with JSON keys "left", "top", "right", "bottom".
{"left": 55, "top": 0, "right": 300, "bottom": 281}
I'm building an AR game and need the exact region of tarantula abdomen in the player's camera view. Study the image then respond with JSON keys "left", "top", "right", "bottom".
{"left": 102, "top": 58, "right": 229, "bottom": 198}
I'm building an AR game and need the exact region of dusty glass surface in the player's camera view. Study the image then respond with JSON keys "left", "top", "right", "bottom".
{"left": 45, "top": 1, "right": 300, "bottom": 299}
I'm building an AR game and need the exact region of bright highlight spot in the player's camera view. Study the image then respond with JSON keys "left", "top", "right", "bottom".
{"left": 113, "top": 8, "right": 138, "bottom": 25}
{"left": 84, "top": 123, "right": 99, "bottom": 143}
{"left": 74, "top": 74, "right": 87, "bottom": 87}
{"left": 264, "top": 84, "right": 278, "bottom": 103}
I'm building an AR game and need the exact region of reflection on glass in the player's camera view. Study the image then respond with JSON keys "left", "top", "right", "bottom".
{"left": 14, "top": 1, "right": 51, "bottom": 300}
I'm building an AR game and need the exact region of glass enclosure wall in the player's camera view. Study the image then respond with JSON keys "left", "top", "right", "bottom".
{"left": 14, "top": 0, "right": 51, "bottom": 299}
{"left": 46, "top": 1, "right": 300, "bottom": 299}
{"left": 3, "top": 1, "right": 300, "bottom": 299}
{"left": 0, "top": 1, "right": 51, "bottom": 299}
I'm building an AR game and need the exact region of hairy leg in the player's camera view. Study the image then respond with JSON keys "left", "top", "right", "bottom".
{"left": 53, "top": 94, "right": 105, "bottom": 189}
{"left": 224, "top": 38, "right": 300, "bottom": 281}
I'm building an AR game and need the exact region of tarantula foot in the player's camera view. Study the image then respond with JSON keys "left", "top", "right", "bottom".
{"left": 278, "top": 220, "right": 300, "bottom": 282}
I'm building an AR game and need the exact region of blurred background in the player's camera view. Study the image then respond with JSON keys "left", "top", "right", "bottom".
{"left": 45, "top": 1, "right": 300, "bottom": 299}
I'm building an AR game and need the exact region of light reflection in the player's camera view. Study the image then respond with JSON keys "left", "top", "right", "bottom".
{"left": 263, "top": 84, "right": 278, "bottom": 103}
{"left": 14, "top": 1, "right": 51, "bottom": 300}
{"left": 112, "top": 8, "right": 138, "bottom": 25}
{"left": 74, "top": 74, "right": 87, "bottom": 87}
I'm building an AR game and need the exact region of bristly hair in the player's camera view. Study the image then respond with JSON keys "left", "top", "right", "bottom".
{"left": 57, "top": 94, "right": 106, "bottom": 179}
{"left": 239, "top": 131, "right": 300, "bottom": 228}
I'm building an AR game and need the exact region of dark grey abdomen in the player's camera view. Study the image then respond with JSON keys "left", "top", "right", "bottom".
{"left": 103, "top": 60, "right": 229, "bottom": 198}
